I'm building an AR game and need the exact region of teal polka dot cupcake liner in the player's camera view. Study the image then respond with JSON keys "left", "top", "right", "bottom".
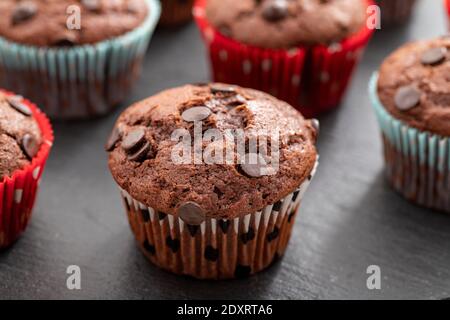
{"left": 0, "top": 0, "right": 160, "bottom": 120}
{"left": 369, "top": 73, "right": 450, "bottom": 213}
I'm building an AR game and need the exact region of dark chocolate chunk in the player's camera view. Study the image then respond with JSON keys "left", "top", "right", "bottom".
{"left": 394, "top": 85, "right": 421, "bottom": 111}
{"left": 181, "top": 106, "right": 211, "bottom": 122}
{"left": 240, "top": 153, "right": 271, "bottom": 178}
{"left": 105, "top": 127, "right": 121, "bottom": 151}
{"left": 204, "top": 246, "right": 219, "bottom": 262}
{"left": 178, "top": 202, "right": 205, "bottom": 225}
{"left": 6, "top": 96, "right": 32, "bottom": 116}
{"left": 122, "top": 128, "right": 146, "bottom": 153}
{"left": 267, "top": 227, "right": 280, "bottom": 242}
{"left": 143, "top": 239, "right": 156, "bottom": 255}
{"left": 12, "top": 1, "right": 37, "bottom": 25}
{"left": 128, "top": 141, "right": 151, "bottom": 162}
{"left": 234, "top": 265, "right": 252, "bottom": 278}
{"left": 166, "top": 236, "right": 180, "bottom": 253}
{"left": 21, "top": 134, "right": 39, "bottom": 159}
{"left": 262, "top": 0, "right": 288, "bottom": 22}
{"left": 421, "top": 47, "right": 447, "bottom": 65}
{"left": 218, "top": 220, "right": 231, "bottom": 233}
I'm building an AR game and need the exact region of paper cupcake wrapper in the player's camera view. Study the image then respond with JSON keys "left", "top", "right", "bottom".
{"left": 119, "top": 159, "right": 318, "bottom": 280}
{"left": 193, "top": 0, "right": 374, "bottom": 119}
{"left": 376, "top": 0, "right": 416, "bottom": 25}
{"left": 446, "top": 0, "right": 450, "bottom": 28}
{"left": 0, "top": 90, "right": 54, "bottom": 249}
{"left": 159, "top": 0, "right": 195, "bottom": 27}
{"left": 0, "top": 0, "right": 160, "bottom": 120}
{"left": 369, "top": 73, "right": 450, "bottom": 213}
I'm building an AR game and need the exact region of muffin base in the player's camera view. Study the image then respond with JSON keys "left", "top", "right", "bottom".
{"left": 194, "top": 0, "right": 375, "bottom": 118}
{"left": 119, "top": 160, "right": 318, "bottom": 280}
{"left": 0, "top": 91, "right": 54, "bottom": 249}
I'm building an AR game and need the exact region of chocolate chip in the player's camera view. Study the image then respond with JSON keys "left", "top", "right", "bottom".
{"left": 240, "top": 153, "right": 271, "bottom": 178}
{"left": 311, "top": 119, "right": 320, "bottom": 136}
{"left": 122, "top": 128, "right": 146, "bottom": 153}
{"left": 127, "top": 141, "right": 151, "bottom": 162}
{"left": 267, "top": 227, "right": 280, "bottom": 242}
{"left": 143, "top": 239, "right": 156, "bottom": 255}
{"left": 262, "top": 0, "right": 288, "bottom": 22}
{"left": 210, "top": 84, "right": 236, "bottom": 95}
{"left": 178, "top": 202, "right": 205, "bottom": 225}
{"left": 218, "top": 220, "right": 231, "bottom": 233}
{"left": 181, "top": 106, "right": 211, "bottom": 122}
{"left": 186, "top": 224, "right": 199, "bottom": 237}
{"left": 204, "top": 246, "right": 219, "bottom": 262}
{"left": 105, "top": 127, "right": 121, "bottom": 151}
{"left": 421, "top": 47, "right": 447, "bottom": 66}
{"left": 82, "top": 0, "right": 100, "bottom": 12}
{"left": 12, "top": 1, "right": 37, "bottom": 25}
{"left": 234, "top": 265, "right": 252, "bottom": 278}
{"left": 166, "top": 236, "right": 180, "bottom": 253}
{"left": 394, "top": 85, "right": 421, "bottom": 111}
{"left": 21, "top": 134, "right": 39, "bottom": 159}
{"left": 221, "top": 94, "right": 247, "bottom": 108}
{"left": 240, "top": 228, "right": 255, "bottom": 244}
{"left": 6, "top": 96, "right": 32, "bottom": 116}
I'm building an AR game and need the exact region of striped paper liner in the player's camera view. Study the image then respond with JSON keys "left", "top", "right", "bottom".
{"left": 0, "top": 0, "right": 160, "bottom": 120}
{"left": 369, "top": 73, "right": 450, "bottom": 213}
{"left": 0, "top": 90, "right": 54, "bottom": 249}
{"left": 119, "top": 159, "right": 318, "bottom": 279}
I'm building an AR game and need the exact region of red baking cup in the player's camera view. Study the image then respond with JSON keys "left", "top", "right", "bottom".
{"left": 0, "top": 90, "right": 54, "bottom": 249}
{"left": 446, "top": 0, "right": 450, "bottom": 25}
{"left": 194, "top": 0, "right": 375, "bottom": 118}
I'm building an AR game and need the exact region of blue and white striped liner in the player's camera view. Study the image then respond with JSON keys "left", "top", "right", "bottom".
{"left": 369, "top": 73, "right": 450, "bottom": 212}
{"left": 0, "top": 0, "right": 160, "bottom": 119}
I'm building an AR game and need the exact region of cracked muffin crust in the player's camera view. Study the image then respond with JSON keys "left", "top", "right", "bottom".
{"left": 378, "top": 37, "right": 450, "bottom": 137}
{"left": 0, "top": 0, "right": 148, "bottom": 46}
{"left": 204, "top": 0, "right": 367, "bottom": 48}
{"left": 107, "top": 84, "right": 318, "bottom": 219}
{"left": 0, "top": 92, "right": 42, "bottom": 180}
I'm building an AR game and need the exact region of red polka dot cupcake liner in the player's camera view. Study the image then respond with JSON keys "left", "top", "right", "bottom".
{"left": 193, "top": 0, "right": 375, "bottom": 118}
{"left": 119, "top": 159, "right": 318, "bottom": 280}
{"left": 159, "top": 0, "right": 195, "bottom": 27}
{"left": 0, "top": 90, "right": 54, "bottom": 249}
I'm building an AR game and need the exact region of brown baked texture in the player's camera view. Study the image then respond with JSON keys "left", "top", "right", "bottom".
{"left": 159, "top": 0, "right": 195, "bottom": 27}
{"left": 108, "top": 83, "right": 318, "bottom": 220}
{"left": 0, "top": 92, "right": 42, "bottom": 180}
{"left": 0, "top": 0, "right": 148, "bottom": 47}
{"left": 204, "top": 0, "right": 367, "bottom": 48}
{"left": 377, "top": 37, "right": 450, "bottom": 137}
{"left": 376, "top": 0, "right": 416, "bottom": 26}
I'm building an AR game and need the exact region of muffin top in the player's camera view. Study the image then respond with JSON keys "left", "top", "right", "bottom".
{"left": 378, "top": 37, "right": 450, "bottom": 137}
{"left": 205, "top": 0, "right": 367, "bottom": 48}
{"left": 0, "top": 0, "right": 149, "bottom": 47}
{"left": 0, "top": 92, "right": 42, "bottom": 181}
{"left": 107, "top": 84, "right": 318, "bottom": 220}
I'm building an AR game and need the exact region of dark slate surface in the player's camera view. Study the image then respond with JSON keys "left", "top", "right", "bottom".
{"left": 1, "top": 0, "right": 449, "bottom": 300}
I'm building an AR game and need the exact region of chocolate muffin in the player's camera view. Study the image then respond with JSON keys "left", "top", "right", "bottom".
{"left": 159, "top": 0, "right": 195, "bottom": 27}
{"left": 0, "top": 90, "right": 53, "bottom": 249}
{"left": 205, "top": 0, "right": 367, "bottom": 48}
{"left": 107, "top": 83, "right": 319, "bottom": 279}
{"left": 195, "top": 0, "right": 374, "bottom": 118}
{"left": 0, "top": 0, "right": 161, "bottom": 119}
{"left": 371, "top": 36, "right": 450, "bottom": 213}
{"left": 376, "top": 0, "right": 417, "bottom": 26}
{"left": 0, "top": 93, "right": 42, "bottom": 180}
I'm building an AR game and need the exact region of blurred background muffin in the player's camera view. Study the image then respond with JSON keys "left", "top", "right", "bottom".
{"left": 0, "top": 0, "right": 160, "bottom": 120}
{"left": 376, "top": 0, "right": 417, "bottom": 26}
{"left": 106, "top": 83, "right": 319, "bottom": 279}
